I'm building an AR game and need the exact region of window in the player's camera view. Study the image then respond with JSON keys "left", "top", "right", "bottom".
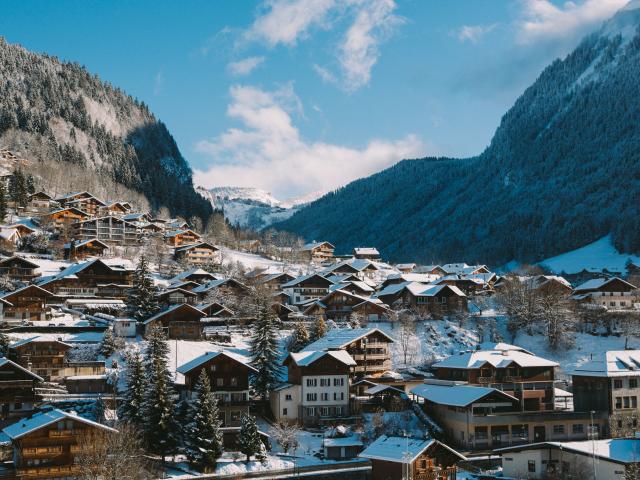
{"left": 572, "top": 424, "right": 584, "bottom": 434}
{"left": 14, "top": 402, "right": 22, "bottom": 410}
{"left": 625, "top": 397, "right": 631, "bottom": 409}
{"left": 335, "top": 406, "right": 342, "bottom": 415}
{"left": 230, "top": 377, "right": 238, "bottom": 387}
{"left": 321, "top": 393, "right": 329, "bottom": 401}
{"left": 341, "top": 392, "right": 344, "bottom": 400}
{"left": 321, "top": 407, "right": 329, "bottom": 416}
{"left": 615, "top": 379, "right": 623, "bottom": 389}
{"left": 285, "top": 394, "right": 292, "bottom": 401}
{"left": 631, "top": 379, "right": 638, "bottom": 389}
{"left": 528, "top": 460, "right": 536, "bottom": 473}
{"left": 216, "top": 378, "right": 224, "bottom": 387}
{"left": 282, "top": 408, "right": 288, "bottom": 415}
{"left": 633, "top": 397, "right": 638, "bottom": 408}
{"left": 230, "top": 411, "right": 241, "bottom": 422}
{"left": 307, "top": 407, "right": 315, "bottom": 416}
{"left": 553, "top": 425, "right": 565, "bottom": 435}
{"left": 306, "top": 378, "right": 317, "bottom": 387}
{"left": 616, "top": 397, "right": 623, "bottom": 409}
{"left": 306, "top": 393, "right": 317, "bottom": 401}
{"left": 334, "top": 392, "right": 337, "bottom": 400}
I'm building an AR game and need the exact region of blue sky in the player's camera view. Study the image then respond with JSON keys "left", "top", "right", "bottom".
{"left": 0, "top": 0, "right": 629, "bottom": 198}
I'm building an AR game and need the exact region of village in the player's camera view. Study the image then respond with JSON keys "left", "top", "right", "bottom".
{"left": 0, "top": 161, "right": 636, "bottom": 480}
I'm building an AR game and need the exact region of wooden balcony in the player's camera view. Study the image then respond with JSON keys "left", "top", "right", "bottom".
{"left": 17, "top": 464, "right": 79, "bottom": 478}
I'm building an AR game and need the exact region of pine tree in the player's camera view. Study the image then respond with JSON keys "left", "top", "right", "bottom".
{"left": 0, "top": 183, "right": 8, "bottom": 223}
{"left": 99, "top": 328, "right": 117, "bottom": 357}
{"left": 184, "top": 370, "right": 223, "bottom": 472}
{"left": 9, "top": 168, "right": 27, "bottom": 208}
{"left": 118, "top": 351, "right": 146, "bottom": 428}
{"left": 238, "top": 413, "right": 265, "bottom": 462}
{"left": 288, "top": 321, "right": 309, "bottom": 352}
{"left": 311, "top": 317, "right": 327, "bottom": 341}
{"left": 141, "top": 326, "right": 178, "bottom": 461}
{"left": 93, "top": 396, "right": 106, "bottom": 423}
{"left": 25, "top": 174, "right": 35, "bottom": 195}
{"left": 128, "top": 255, "right": 159, "bottom": 321}
{"left": 250, "top": 302, "right": 280, "bottom": 401}
{"left": 0, "top": 332, "right": 10, "bottom": 357}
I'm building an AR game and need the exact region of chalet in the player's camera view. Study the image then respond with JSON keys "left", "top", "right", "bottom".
{"left": 256, "top": 272, "right": 295, "bottom": 292}
{"left": 43, "top": 207, "right": 89, "bottom": 230}
{"left": 432, "top": 343, "right": 559, "bottom": 412}
{"left": 0, "top": 228, "right": 21, "bottom": 248}
{"left": 177, "top": 351, "right": 257, "bottom": 428}
{"left": 27, "top": 192, "right": 54, "bottom": 212}
{"left": 6, "top": 223, "right": 36, "bottom": 237}
{"left": 528, "top": 275, "right": 572, "bottom": 295}
{"left": 157, "top": 288, "right": 197, "bottom": 306}
{"left": 169, "top": 268, "right": 221, "bottom": 286}
{"left": 192, "top": 278, "right": 248, "bottom": 302}
{"left": 353, "top": 247, "right": 381, "bottom": 260}
{"left": 498, "top": 439, "right": 640, "bottom": 480}
{"left": 71, "top": 216, "right": 139, "bottom": 246}
{"left": 571, "top": 277, "right": 638, "bottom": 310}
{"left": 301, "top": 241, "right": 335, "bottom": 263}
{"left": 375, "top": 282, "right": 467, "bottom": 316}
{"left": 380, "top": 273, "right": 440, "bottom": 290}
{"left": 440, "top": 263, "right": 490, "bottom": 275}
{"left": 143, "top": 303, "right": 206, "bottom": 339}
{"left": 9, "top": 338, "right": 72, "bottom": 381}
{"left": 164, "top": 229, "right": 201, "bottom": 247}
{"left": 282, "top": 274, "right": 333, "bottom": 305}
{"left": 329, "top": 279, "right": 375, "bottom": 297}
{"left": 271, "top": 302, "right": 294, "bottom": 321}
{"left": 112, "top": 318, "right": 136, "bottom": 337}
{"left": 100, "top": 202, "right": 131, "bottom": 216}
{"left": 359, "top": 435, "right": 466, "bottom": 480}
{"left": 64, "top": 238, "right": 109, "bottom": 260}
{"left": 435, "top": 272, "right": 497, "bottom": 294}
{"left": 306, "top": 289, "right": 390, "bottom": 322}
{"left": 0, "top": 256, "right": 40, "bottom": 282}
{"left": 396, "top": 263, "right": 416, "bottom": 273}
{"left": 2, "top": 408, "right": 117, "bottom": 479}
{"left": 0, "top": 285, "right": 54, "bottom": 323}
{"left": 411, "top": 380, "right": 607, "bottom": 450}
{"left": 196, "top": 302, "right": 234, "bottom": 318}
{"left": 414, "top": 264, "right": 448, "bottom": 276}
{"left": 63, "top": 361, "right": 108, "bottom": 394}
{"left": 271, "top": 350, "right": 355, "bottom": 426}
{"left": 174, "top": 242, "right": 221, "bottom": 267}
{"left": 0, "top": 358, "right": 42, "bottom": 421}
{"left": 323, "top": 259, "right": 379, "bottom": 281}
{"left": 302, "top": 328, "right": 394, "bottom": 377}
{"left": 55, "top": 191, "right": 106, "bottom": 216}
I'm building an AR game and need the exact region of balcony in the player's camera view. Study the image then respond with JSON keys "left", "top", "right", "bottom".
{"left": 477, "top": 377, "right": 496, "bottom": 383}
{"left": 49, "top": 430, "right": 75, "bottom": 438}
{"left": 21, "top": 447, "right": 62, "bottom": 457}
{"left": 17, "top": 465, "right": 79, "bottom": 477}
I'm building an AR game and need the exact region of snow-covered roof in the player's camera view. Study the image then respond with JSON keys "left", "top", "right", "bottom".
{"left": 385, "top": 273, "right": 441, "bottom": 284}
{"left": 287, "top": 350, "right": 356, "bottom": 367}
{"left": 364, "top": 384, "right": 406, "bottom": 396}
{"left": 302, "top": 241, "right": 335, "bottom": 251}
{"left": 574, "top": 277, "right": 636, "bottom": 292}
{"left": 354, "top": 247, "right": 380, "bottom": 256}
{"left": 410, "top": 383, "right": 517, "bottom": 407}
{"left": 192, "top": 278, "right": 246, "bottom": 293}
{"left": 10, "top": 337, "right": 73, "bottom": 350}
{"left": 176, "top": 350, "right": 256, "bottom": 374}
{"left": 63, "top": 238, "right": 109, "bottom": 249}
{"left": 282, "top": 273, "right": 332, "bottom": 288}
{"left": 441, "top": 263, "right": 488, "bottom": 275}
{"left": 143, "top": 303, "right": 205, "bottom": 325}
{"left": 324, "top": 437, "right": 363, "bottom": 447}
{"left": 433, "top": 346, "right": 557, "bottom": 370}
{"left": 3, "top": 408, "right": 117, "bottom": 440}
{"left": 175, "top": 241, "right": 219, "bottom": 253}
{"left": 416, "top": 284, "right": 466, "bottom": 297}
{"left": 302, "top": 327, "right": 394, "bottom": 352}
{"left": 0, "top": 357, "right": 43, "bottom": 381}
{"left": 496, "top": 439, "right": 640, "bottom": 464}
{"left": 359, "top": 436, "right": 466, "bottom": 463}
{"left": 573, "top": 350, "right": 640, "bottom": 377}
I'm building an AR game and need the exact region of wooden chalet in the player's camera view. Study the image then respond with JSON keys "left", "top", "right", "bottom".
{"left": 282, "top": 274, "right": 333, "bottom": 305}
{"left": 64, "top": 238, "right": 109, "bottom": 260}
{"left": 196, "top": 302, "right": 234, "bottom": 317}
{"left": 9, "top": 338, "right": 72, "bottom": 381}
{"left": 27, "top": 192, "right": 55, "bottom": 213}
{"left": 157, "top": 288, "right": 197, "bottom": 306}
{"left": 0, "top": 256, "right": 40, "bottom": 282}
{"left": 43, "top": 207, "right": 89, "bottom": 230}
{"left": 143, "top": 303, "right": 206, "bottom": 339}
{"left": 164, "top": 229, "right": 201, "bottom": 247}
{"left": 192, "top": 278, "right": 248, "bottom": 302}
{"left": 2, "top": 408, "right": 117, "bottom": 479}
{"left": 256, "top": 272, "right": 295, "bottom": 292}
{"left": 177, "top": 351, "right": 257, "bottom": 428}
{"left": 0, "top": 358, "right": 43, "bottom": 421}
{"left": 169, "top": 268, "right": 220, "bottom": 286}
{"left": 301, "top": 241, "right": 335, "bottom": 263}
{"left": 55, "top": 191, "right": 106, "bottom": 216}
{"left": 571, "top": 277, "right": 638, "bottom": 310}
{"left": 353, "top": 247, "right": 381, "bottom": 260}
{"left": 0, "top": 285, "right": 54, "bottom": 323}
{"left": 100, "top": 201, "right": 130, "bottom": 216}
{"left": 174, "top": 241, "right": 221, "bottom": 267}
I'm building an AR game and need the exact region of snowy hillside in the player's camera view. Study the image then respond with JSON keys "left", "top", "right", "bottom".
{"left": 197, "top": 186, "right": 323, "bottom": 229}
{"left": 540, "top": 235, "right": 640, "bottom": 274}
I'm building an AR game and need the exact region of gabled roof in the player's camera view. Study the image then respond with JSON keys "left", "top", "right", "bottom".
{"left": 573, "top": 350, "right": 640, "bottom": 378}
{"left": 496, "top": 439, "right": 640, "bottom": 465}
{"left": 302, "top": 241, "right": 335, "bottom": 251}
{"left": 64, "top": 238, "right": 110, "bottom": 250}
{"left": 169, "top": 268, "right": 220, "bottom": 283}
{"left": 302, "top": 327, "right": 394, "bottom": 352}
{"left": 46, "top": 206, "right": 90, "bottom": 217}
{"left": 416, "top": 284, "right": 466, "bottom": 297}
{"left": 143, "top": 303, "right": 205, "bottom": 325}
{"left": 353, "top": 247, "right": 380, "bottom": 256}
{"left": 359, "top": 435, "right": 466, "bottom": 463}
{"left": 174, "top": 241, "right": 219, "bottom": 253}
{"left": 177, "top": 350, "right": 256, "bottom": 374}
{"left": 1, "top": 284, "right": 54, "bottom": 302}
{"left": 10, "top": 337, "right": 72, "bottom": 350}
{"left": 282, "top": 273, "right": 333, "bottom": 288}
{"left": 285, "top": 350, "right": 356, "bottom": 367}
{"left": 0, "top": 256, "right": 40, "bottom": 268}
{"left": 410, "top": 383, "right": 517, "bottom": 407}
{"left": 164, "top": 229, "right": 201, "bottom": 238}
{"left": 574, "top": 277, "right": 637, "bottom": 293}
{"left": 192, "top": 278, "right": 247, "bottom": 294}
{"left": 3, "top": 408, "right": 117, "bottom": 440}
{"left": 432, "top": 346, "right": 557, "bottom": 370}
{"left": 0, "top": 357, "right": 43, "bottom": 381}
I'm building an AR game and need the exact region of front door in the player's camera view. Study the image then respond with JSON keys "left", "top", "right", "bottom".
{"left": 534, "top": 426, "right": 546, "bottom": 442}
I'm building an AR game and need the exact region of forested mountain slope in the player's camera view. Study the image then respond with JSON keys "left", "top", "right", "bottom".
{"left": 276, "top": 4, "right": 640, "bottom": 266}
{"left": 0, "top": 38, "right": 212, "bottom": 221}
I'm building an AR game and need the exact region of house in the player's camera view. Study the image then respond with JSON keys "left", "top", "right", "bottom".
{"left": 410, "top": 380, "right": 608, "bottom": 450}
{"left": 9, "top": 337, "right": 72, "bottom": 381}
{"left": 27, "top": 191, "right": 55, "bottom": 212}
{"left": 353, "top": 247, "right": 380, "bottom": 260}
{"left": 306, "top": 289, "right": 391, "bottom": 322}
{"left": 157, "top": 288, "right": 197, "bottom": 306}
{"left": 6, "top": 223, "right": 36, "bottom": 237}
{"left": 196, "top": 302, "right": 234, "bottom": 318}
{"left": 71, "top": 216, "right": 140, "bottom": 246}
{"left": 164, "top": 229, "right": 201, "bottom": 247}
{"left": 192, "top": 278, "right": 248, "bottom": 302}
{"left": 498, "top": 439, "right": 640, "bottom": 480}
{"left": 64, "top": 238, "right": 109, "bottom": 260}
{"left": 42, "top": 207, "right": 89, "bottom": 230}
{"left": 432, "top": 343, "right": 559, "bottom": 412}
{"left": 143, "top": 303, "right": 206, "bottom": 339}
{"left": 301, "top": 241, "right": 335, "bottom": 263}
{"left": 0, "top": 285, "right": 54, "bottom": 323}
{"left": 572, "top": 350, "right": 640, "bottom": 438}
{"left": 100, "top": 201, "right": 131, "bottom": 216}
{"left": 0, "top": 227, "right": 21, "bottom": 248}
{"left": 169, "top": 268, "right": 221, "bottom": 286}
{"left": 271, "top": 350, "right": 355, "bottom": 427}
{"left": 0, "top": 256, "right": 40, "bottom": 282}
{"left": 571, "top": 277, "right": 638, "bottom": 310}
{"left": 55, "top": 191, "right": 106, "bottom": 216}
{"left": 323, "top": 259, "right": 379, "bottom": 281}
{"left": 375, "top": 282, "right": 467, "bottom": 316}
{"left": 435, "top": 272, "right": 497, "bottom": 294}
{"left": 359, "top": 435, "right": 466, "bottom": 480}
{"left": 0, "top": 358, "right": 42, "bottom": 421}
{"left": 112, "top": 318, "right": 136, "bottom": 337}
{"left": 256, "top": 272, "right": 295, "bottom": 292}
{"left": 177, "top": 351, "right": 257, "bottom": 428}
{"left": 174, "top": 242, "right": 221, "bottom": 267}
{"left": 440, "top": 263, "right": 490, "bottom": 275}
{"left": 282, "top": 274, "right": 333, "bottom": 305}
{"left": 2, "top": 408, "right": 117, "bottom": 479}
{"left": 302, "top": 328, "right": 394, "bottom": 377}
{"left": 64, "top": 362, "right": 109, "bottom": 394}
{"left": 396, "top": 263, "right": 416, "bottom": 273}
{"left": 322, "top": 435, "right": 363, "bottom": 460}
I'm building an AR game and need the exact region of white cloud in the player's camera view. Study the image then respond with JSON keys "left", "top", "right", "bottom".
{"left": 193, "top": 84, "right": 425, "bottom": 198}
{"left": 456, "top": 23, "right": 499, "bottom": 43}
{"left": 153, "top": 71, "right": 165, "bottom": 96}
{"left": 227, "top": 56, "right": 266, "bottom": 76}
{"left": 517, "top": 0, "right": 628, "bottom": 44}
{"left": 312, "top": 63, "right": 337, "bottom": 84}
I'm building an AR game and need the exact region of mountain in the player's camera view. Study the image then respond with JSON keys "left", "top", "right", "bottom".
{"left": 276, "top": 4, "right": 640, "bottom": 266}
{"left": 197, "top": 186, "right": 323, "bottom": 230}
{"left": 0, "top": 37, "right": 212, "bottom": 221}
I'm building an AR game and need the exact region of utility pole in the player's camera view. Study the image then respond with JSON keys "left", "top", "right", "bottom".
{"left": 590, "top": 410, "right": 597, "bottom": 480}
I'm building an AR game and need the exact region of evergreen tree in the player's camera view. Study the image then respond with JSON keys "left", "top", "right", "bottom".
{"left": 9, "top": 168, "right": 27, "bottom": 208}
{"left": 99, "top": 328, "right": 117, "bottom": 357}
{"left": 250, "top": 302, "right": 279, "bottom": 401}
{"left": 128, "top": 255, "right": 159, "bottom": 321}
{"left": 141, "top": 326, "right": 178, "bottom": 461}
{"left": 184, "top": 370, "right": 223, "bottom": 472}
{"left": 25, "top": 174, "right": 35, "bottom": 194}
{"left": 238, "top": 413, "right": 265, "bottom": 462}
{"left": 287, "top": 321, "right": 309, "bottom": 352}
{"left": 311, "top": 317, "right": 327, "bottom": 342}
{"left": 118, "top": 351, "right": 146, "bottom": 428}
{"left": 0, "top": 332, "right": 10, "bottom": 357}
{"left": 93, "top": 396, "right": 106, "bottom": 423}
{"left": 0, "top": 183, "right": 8, "bottom": 223}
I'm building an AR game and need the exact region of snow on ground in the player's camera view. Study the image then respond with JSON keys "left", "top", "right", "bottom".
{"left": 221, "top": 247, "right": 307, "bottom": 275}
{"left": 539, "top": 235, "right": 640, "bottom": 274}
{"left": 216, "top": 454, "right": 294, "bottom": 475}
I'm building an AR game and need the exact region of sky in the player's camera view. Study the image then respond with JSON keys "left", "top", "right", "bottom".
{"left": 0, "top": 0, "right": 630, "bottom": 199}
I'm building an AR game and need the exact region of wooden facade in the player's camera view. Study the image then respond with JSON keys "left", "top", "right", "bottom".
{"left": 9, "top": 339, "right": 71, "bottom": 382}
{"left": 0, "top": 359, "right": 42, "bottom": 421}
{"left": 174, "top": 242, "right": 221, "bottom": 266}
{"left": 164, "top": 229, "right": 201, "bottom": 247}
{"left": 1, "top": 285, "right": 54, "bottom": 323}
{"left": 0, "top": 257, "right": 40, "bottom": 282}
{"left": 143, "top": 303, "right": 206, "bottom": 339}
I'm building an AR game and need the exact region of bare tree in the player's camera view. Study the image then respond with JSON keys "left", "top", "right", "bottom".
{"left": 269, "top": 421, "right": 300, "bottom": 454}
{"left": 396, "top": 312, "right": 418, "bottom": 366}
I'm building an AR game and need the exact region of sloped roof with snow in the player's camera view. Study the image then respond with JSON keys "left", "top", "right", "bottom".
{"left": 573, "top": 350, "right": 640, "bottom": 377}
{"left": 410, "top": 383, "right": 517, "bottom": 407}
{"left": 0, "top": 357, "right": 43, "bottom": 381}
{"left": 574, "top": 277, "right": 637, "bottom": 292}
{"left": 177, "top": 350, "right": 255, "bottom": 374}
{"left": 433, "top": 347, "right": 557, "bottom": 370}
{"left": 302, "top": 327, "right": 394, "bottom": 352}
{"left": 359, "top": 436, "right": 466, "bottom": 463}
{"left": 496, "top": 439, "right": 640, "bottom": 464}
{"left": 287, "top": 350, "right": 356, "bottom": 367}
{"left": 354, "top": 247, "right": 380, "bottom": 256}
{"left": 142, "top": 303, "right": 205, "bottom": 325}
{"left": 3, "top": 408, "right": 116, "bottom": 439}
{"left": 10, "top": 337, "right": 73, "bottom": 350}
